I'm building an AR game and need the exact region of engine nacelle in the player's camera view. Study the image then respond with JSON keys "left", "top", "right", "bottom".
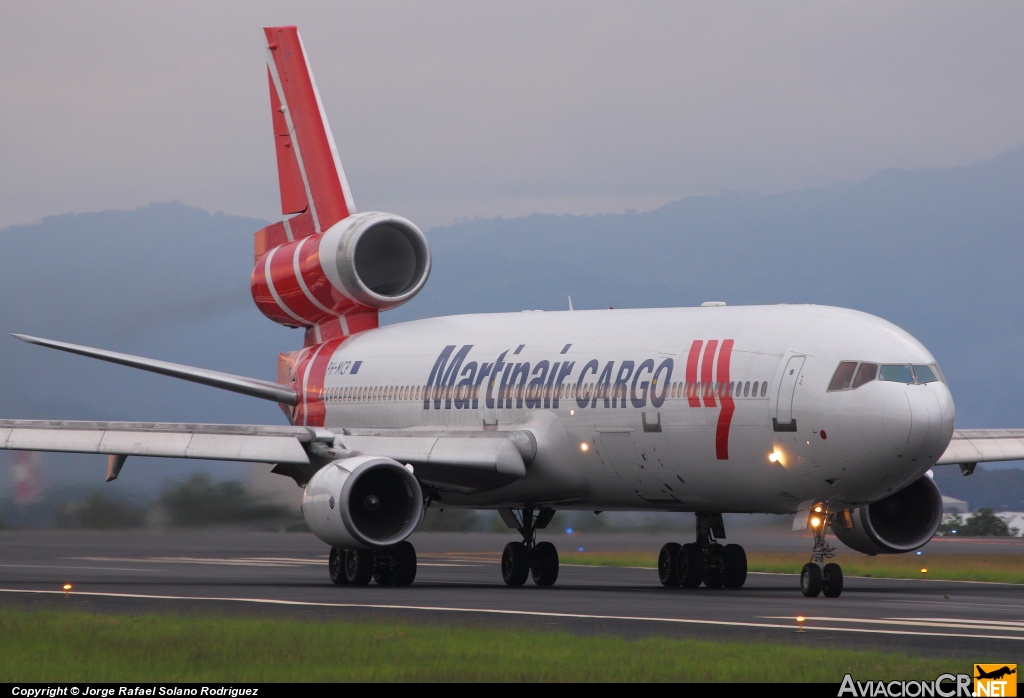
{"left": 831, "top": 475, "right": 943, "bottom": 555}
{"left": 252, "top": 211, "right": 431, "bottom": 328}
{"left": 302, "top": 455, "right": 424, "bottom": 549}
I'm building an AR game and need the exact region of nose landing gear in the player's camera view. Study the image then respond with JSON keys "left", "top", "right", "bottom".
{"left": 499, "top": 507, "right": 559, "bottom": 587}
{"left": 801, "top": 506, "right": 843, "bottom": 598}
{"left": 658, "top": 512, "right": 748, "bottom": 589}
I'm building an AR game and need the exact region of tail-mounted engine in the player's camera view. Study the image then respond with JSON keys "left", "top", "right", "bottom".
{"left": 302, "top": 455, "right": 424, "bottom": 549}
{"left": 830, "top": 475, "right": 943, "bottom": 555}
{"left": 251, "top": 212, "right": 431, "bottom": 330}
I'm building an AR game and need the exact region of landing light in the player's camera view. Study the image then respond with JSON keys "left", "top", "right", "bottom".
{"left": 768, "top": 449, "right": 785, "bottom": 465}
{"left": 810, "top": 516, "right": 822, "bottom": 528}
{"left": 580, "top": 442, "right": 589, "bottom": 452}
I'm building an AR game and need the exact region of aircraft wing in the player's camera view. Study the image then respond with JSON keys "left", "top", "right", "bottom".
{"left": 935, "top": 429, "right": 1024, "bottom": 472}
{"left": 0, "top": 419, "right": 533, "bottom": 493}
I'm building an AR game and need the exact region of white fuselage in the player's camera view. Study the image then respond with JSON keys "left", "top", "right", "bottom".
{"left": 307, "top": 304, "right": 955, "bottom": 514}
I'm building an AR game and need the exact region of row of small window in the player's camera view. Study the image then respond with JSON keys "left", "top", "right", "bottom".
{"left": 320, "top": 379, "right": 771, "bottom": 403}
{"left": 828, "top": 361, "right": 944, "bottom": 392}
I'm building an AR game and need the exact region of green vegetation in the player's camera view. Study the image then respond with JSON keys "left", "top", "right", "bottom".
{"left": 561, "top": 551, "right": 1024, "bottom": 584}
{"left": 157, "top": 474, "right": 296, "bottom": 528}
{"left": 938, "top": 508, "right": 1019, "bottom": 537}
{"left": 0, "top": 607, "right": 963, "bottom": 682}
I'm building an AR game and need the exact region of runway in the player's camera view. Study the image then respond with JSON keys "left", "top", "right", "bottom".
{"left": 1, "top": 529, "right": 1022, "bottom": 658}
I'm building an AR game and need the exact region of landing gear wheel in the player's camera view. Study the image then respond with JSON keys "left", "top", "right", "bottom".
{"left": 389, "top": 540, "right": 417, "bottom": 586}
{"left": 530, "top": 541, "right": 559, "bottom": 586}
{"left": 677, "top": 543, "right": 705, "bottom": 588}
{"left": 722, "top": 544, "right": 747, "bottom": 589}
{"left": 345, "top": 548, "right": 374, "bottom": 586}
{"left": 502, "top": 542, "right": 530, "bottom": 587}
{"left": 658, "top": 542, "right": 681, "bottom": 587}
{"left": 822, "top": 562, "right": 843, "bottom": 598}
{"left": 703, "top": 543, "right": 725, "bottom": 588}
{"left": 800, "top": 562, "right": 822, "bottom": 597}
{"left": 328, "top": 547, "right": 349, "bottom": 585}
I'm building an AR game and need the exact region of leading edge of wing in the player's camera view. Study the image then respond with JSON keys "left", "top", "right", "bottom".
{"left": 935, "top": 429, "right": 1024, "bottom": 466}
{"left": 0, "top": 420, "right": 318, "bottom": 468}
{"left": 0, "top": 420, "right": 532, "bottom": 492}
{"left": 13, "top": 334, "right": 298, "bottom": 406}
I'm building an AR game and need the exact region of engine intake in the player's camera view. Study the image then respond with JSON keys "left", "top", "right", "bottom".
{"left": 252, "top": 212, "right": 431, "bottom": 328}
{"left": 302, "top": 455, "right": 424, "bottom": 549}
{"left": 831, "top": 475, "right": 943, "bottom": 555}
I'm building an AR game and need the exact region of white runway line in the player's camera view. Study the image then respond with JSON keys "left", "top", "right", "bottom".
{"left": 2, "top": 587, "right": 1023, "bottom": 642}
{"left": 763, "top": 615, "right": 1024, "bottom": 634}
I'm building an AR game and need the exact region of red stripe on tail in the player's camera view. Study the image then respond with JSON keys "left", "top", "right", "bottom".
{"left": 264, "top": 27, "right": 353, "bottom": 232}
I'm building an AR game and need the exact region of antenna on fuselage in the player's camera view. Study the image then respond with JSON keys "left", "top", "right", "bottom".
{"left": 568, "top": 296, "right": 574, "bottom": 311}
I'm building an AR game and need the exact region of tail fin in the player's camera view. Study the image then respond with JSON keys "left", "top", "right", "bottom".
{"left": 263, "top": 26, "right": 355, "bottom": 233}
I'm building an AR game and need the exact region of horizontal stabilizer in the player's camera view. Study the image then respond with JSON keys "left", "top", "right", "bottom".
{"left": 13, "top": 334, "right": 298, "bottom": 406}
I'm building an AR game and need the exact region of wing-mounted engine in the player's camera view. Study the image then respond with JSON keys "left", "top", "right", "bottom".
{"left": 252, "top": 212, "right": 431, "bottom": 332}
{"left": 302, "top": 455, "right": 425, "bottom": 549}
{"left": 830, "top": 475, "right": 943, "bottom": 555}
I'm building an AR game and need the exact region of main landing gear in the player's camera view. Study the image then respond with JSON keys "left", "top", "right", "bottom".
{"left": 328, "top": 541, "right": 417, "bottom": 586}
{"left": 800, "top": 506, "right": 843, "bottom": 598}
{"left": 499, "top": 507, "right": 559, "bottom": 587}
{"left": 658, "top": 512, "right": 747, "bottom": 589}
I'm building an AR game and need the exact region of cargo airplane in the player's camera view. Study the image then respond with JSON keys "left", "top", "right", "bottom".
{"left": 3, "top": 27, "right": 1023, "bottom": 597}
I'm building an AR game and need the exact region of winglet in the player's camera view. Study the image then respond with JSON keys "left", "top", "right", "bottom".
{"left": 264, "top": 26, "right": 356, "bottom": 232}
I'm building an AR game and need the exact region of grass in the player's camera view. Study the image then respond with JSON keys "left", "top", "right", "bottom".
{"left": 560, "top": 551, "right": 1024, "bottom": 584}
{"left": 0, "top": 607, "right": 967, "bottom": 682}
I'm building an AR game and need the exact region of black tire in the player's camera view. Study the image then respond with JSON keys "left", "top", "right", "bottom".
{"left": 658, "top": 542, "right": 681, "bottom": 587}
{"left": 390, "top": 540, "right": 417, "bottom": 586}
{"left": 677, "top": 543, "right": 705, "bottom": 588}
{"left": 345, "top": 548, "right": 374, "bottom": 586}
{"left": 530, "top": 541, "right": 559, "bottom": 587}
{"left": 502, "top": 542, "right": 529, "bottom": 587}
{"left": 703, "top": 543, "right": 725, "bottom": 588}
{"left": 800, "top": 562, "right": 822, "bottom": 597}
{"left": 822, "top": 562, "right": 843, "bottom": 598}
{"left": 722, "top": 544, "right": 747, "bottom": 589}
{"left": 328, "top": 547, "right": 349, "bottom": 586}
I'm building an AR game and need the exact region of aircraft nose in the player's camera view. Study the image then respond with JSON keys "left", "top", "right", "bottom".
{"left": 882, "top": 385, "right": 953, "bottom": 458}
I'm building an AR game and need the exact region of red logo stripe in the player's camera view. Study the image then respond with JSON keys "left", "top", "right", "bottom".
{"left": 701, "top": 339, "right": 718, "bottom": 408}
{"left": 685, "top": 340, "right": 703, "bottom": 407}
{"left": 715, "top": 339, "right": 735, "bottom": 460}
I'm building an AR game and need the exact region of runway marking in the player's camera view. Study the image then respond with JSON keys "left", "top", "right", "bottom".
{"left": 70, "top": 556, "right": 480, "bottom": 569}
{"left": 762, "top": 615, "right": 1024, "bottom": 634}
{"left": 0, "top": 564, "right": 161, "bottom": 573}
{"left": 890, "top": 617, "right": 1024, "bottom": 627}
{"left": 72, "top": 557, "right": 320, "bottom": 567}
{"left": 2, "top": 587, "right": 1023, "bottom": 642}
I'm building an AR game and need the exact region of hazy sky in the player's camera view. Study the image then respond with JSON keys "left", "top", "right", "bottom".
{"left": 3, "top": 1, "right": 1024, "bottom": 230}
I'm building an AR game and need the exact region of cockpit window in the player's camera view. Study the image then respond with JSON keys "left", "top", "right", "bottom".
{"left": 828, "top": 362, "right": 857, "bottom": 391}
{"left": 852, "top": 362, "right": 878, "bottom": 389}
{"left": 879, "top": 364, "right": 915, "bottom": 383}
{"left": 912, "top": 364, "right": 940, "bottom": 384}
{"left": 828, "top": 361, "right": 879, "bottom": 391}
